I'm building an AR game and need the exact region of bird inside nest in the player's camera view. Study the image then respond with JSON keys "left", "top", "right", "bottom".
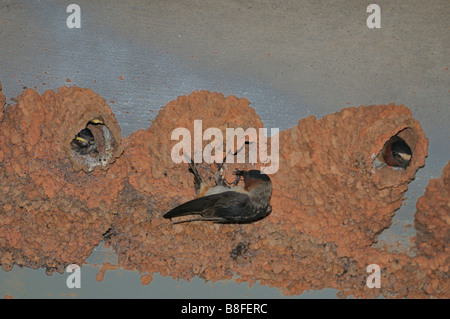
{"left": 373, "top": 135, "right": 412, "bottom": 170}
{"left": 70, "top": 119, "right": 104, "bottom": 156}
{"left": 70, "top": 128, "right": 98, "bottom": 155}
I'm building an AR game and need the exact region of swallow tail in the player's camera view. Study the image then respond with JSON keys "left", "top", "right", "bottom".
{"left": 163, "top": 191, "right": 250, "bottom": 222}
{"left": 163, "top": 195, "right": 221, "bottom": 219}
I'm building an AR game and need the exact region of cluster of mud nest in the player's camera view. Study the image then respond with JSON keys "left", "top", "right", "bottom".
{"left": 0, "top": 81, "right": 448, "bottom": 298}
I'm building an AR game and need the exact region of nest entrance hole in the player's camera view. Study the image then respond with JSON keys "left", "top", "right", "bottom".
{"left": 70, "top": 118, "right": 116, "bottom": 172}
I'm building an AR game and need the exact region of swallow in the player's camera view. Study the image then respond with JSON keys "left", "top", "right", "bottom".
{"left": 164, "top": 164, "right": 272, "bottom": 224}
{"left": 70, "top": 128, "right": 98, "bottom": 155}
{"left": 373, "top": 135, "right": 412, "bottom": 170}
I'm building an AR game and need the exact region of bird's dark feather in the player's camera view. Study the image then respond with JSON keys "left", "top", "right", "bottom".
{"left": 390, "top": 136, "right": 412, "bottom": 155}
{"left": 164, "top": 191, "right": 250, "bottom": 220}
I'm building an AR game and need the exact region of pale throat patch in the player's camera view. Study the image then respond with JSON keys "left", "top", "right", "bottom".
{"left": 399, "top": 153, "right": 411, "bottom": 161}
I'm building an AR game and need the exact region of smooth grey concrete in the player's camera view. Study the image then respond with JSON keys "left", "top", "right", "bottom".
{"left": 0, "top": 0, "right": 448, "bottom": 298}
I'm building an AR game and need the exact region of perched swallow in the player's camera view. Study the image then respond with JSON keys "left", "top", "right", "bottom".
{"left": 70, "top": 128, "right": 98, "bottom": 155}
{"left": 374, "top": 135, "right": 412, "bottom": 170}
{"left": 164, "top": 166, "right": 272, "bottom": 224}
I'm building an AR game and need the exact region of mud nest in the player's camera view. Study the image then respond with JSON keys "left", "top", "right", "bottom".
{"left": 1, "top": 82, "right": 448, "bottom": 298}
{"left": 0, "top": 85, "right": 123, "bottom": 274}
{"left": 413, "top": 161, "right": 450, "bottom": 296}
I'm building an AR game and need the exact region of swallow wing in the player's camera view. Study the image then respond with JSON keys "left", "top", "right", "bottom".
{"left": 163, "top": 191, "right": 250, "bottom": 221}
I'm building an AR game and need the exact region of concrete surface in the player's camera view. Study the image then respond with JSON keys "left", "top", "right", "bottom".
{"left": 0, "top": 0, "right": 448, "bottom": 298}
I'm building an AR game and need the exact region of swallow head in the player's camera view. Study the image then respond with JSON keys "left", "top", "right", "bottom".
{"left": 71, "top": 128, "right": 98, "bottom": 155}
{"left": 234, "top": 169, "right": 272, "bottom": 197}
{"left": 76, "top": 128, "right": 94, "bottom": 145}
{"left": 383, "top": 135, "right": 412, "bottom": 170}
{"left": 391, "top": 137, "right": 412, "bottom": 170}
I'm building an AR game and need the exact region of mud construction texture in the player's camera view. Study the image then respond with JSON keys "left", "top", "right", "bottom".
{"left": 414, "top": 161, "right": 450, "bottom": 294}
{"left": 0, "top": 84, "right": 123, "bottom": 274}
{"left": 1, "top": 84, "right": 448, "bottom": 298}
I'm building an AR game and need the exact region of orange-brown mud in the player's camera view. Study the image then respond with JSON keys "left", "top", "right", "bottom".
{"left": 95, "top": 262, "right": 120, "bottom": 282}
{"left": 414, "top": 161, "right": 450, "bottom": 295}
{"left": 0, "top": 84, "right": 123, "bottom": 274}
{"left": 0, "top": 82, "right": 448, "bottom": 298}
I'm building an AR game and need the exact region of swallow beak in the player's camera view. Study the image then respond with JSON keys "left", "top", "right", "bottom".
{"left": 76, "top": 136, "right": 89, "bottom": 144}
{"left": 90, "top": 119, "right": 104, "bottom": 124}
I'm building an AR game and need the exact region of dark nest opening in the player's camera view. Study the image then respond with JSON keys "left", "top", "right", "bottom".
{"left": 70, "top": 118, "right": 117, "bottom": 172}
